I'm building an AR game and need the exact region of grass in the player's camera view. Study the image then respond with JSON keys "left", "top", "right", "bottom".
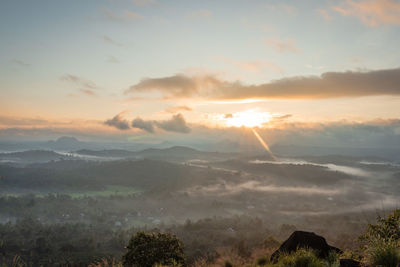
{"left": 366, "top": 238, "right": 400, "bottom": 267}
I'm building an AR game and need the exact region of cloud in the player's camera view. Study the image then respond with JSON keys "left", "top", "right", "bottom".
{"left": 0, "top": 116, "right": 49, "bottom": 127}
{"left": 317, "top": 9, "right": 333, "bottom": 21}
{"left": 60, "top": 74, "right": 98, "bottom": 90}
{"left": 126, "top": 67, "right": 400, "bottom": 100}
{"left": 126, "top": 74, "right": 223, "bottom": 98}
{"left": 79, "top": 89, "right": 97, "bottom": 96}
{"left": 224, "top": 114, "right": 233, "bottom": 119}
{"left": 61, "top": 74, "right": 99, "bottom": 97}
{"left": 265, "top": 38, "right": 300, "bottom": 53}
{"left": 102, "top": 9, "right": 142, "bottom": 22}
{"left": 104, "top": 114, "right": 130, "bottom": 130}
{"left": 102, "top": 35, "right": 122, "bottom": 46}
{"left": 131, "top": 114, "right": 191, "bottom": 133}
{"left": 131, "top": 117, "right": 155, "bottom": 133}
{"left": 165, "top": 105, "right": 193, "bottom": 113}
{"left": 132, "top": 0, "right": 157, "bottom": 6}
{"left": 155, "top": 114, "right": 191, "bottom": 133}
{"left": 271, "top": 114, "right": 292, "bottom": 122}
{"left": 107, "top": 56, "right": 120, "bottom": 63}
{"left": 266, "top": 4, "right": 296, "bottom": 15}
{"left": 125, "top": 10, "right": 142, "bottom": 19}
{"left": 186, "top": 9, "right": 212, "bottom": 19}
{"left": 333, "top": 0, "right": 400, "bottom": 27}
{"left": 221, "top": 57, "right": 283, "bottom": 73}
{"left": 12, "top": 59, "right": 30, "bottom": 67}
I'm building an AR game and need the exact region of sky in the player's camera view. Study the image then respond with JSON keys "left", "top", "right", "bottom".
{"left": 1, "top": 0, "right": 400, "bottom": 146}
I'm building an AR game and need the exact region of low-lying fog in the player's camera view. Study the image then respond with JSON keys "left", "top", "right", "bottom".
{"left": 0, "top": 146, "right": 399, "bottom": 226}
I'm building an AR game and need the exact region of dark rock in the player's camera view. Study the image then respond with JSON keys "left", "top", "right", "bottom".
{"left": 270, "top": 231, "right": 342, "bottom": 262}
{"left": 340, "top": 258, "right": 361, "bottom": 267}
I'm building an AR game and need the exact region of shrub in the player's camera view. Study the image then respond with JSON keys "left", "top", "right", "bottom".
{"left": 88, "top": 258, "right": 123, "bottom": 267}
{"left": 256, "top": 256, "right": 268, "bottom": 266}
{"left": 274, "top": 248, "right": 327, "bottom": 267}
{"left": 360, "top": 209, "right": 400, "bottom": 267}
{"left": 366, "top": 238, "right": 400, "bottom": 267}
{"left": 361, "top": 209, "right": 400, "bottom": 242}
{"left": 325, "top": 251, "right": 340, "bottom": 267}
{"left": 122, "top": 232, "right": 185, "bottom": 267}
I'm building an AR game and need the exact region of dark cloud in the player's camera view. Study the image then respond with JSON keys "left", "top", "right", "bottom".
{"left": 126, "top": 74, "right": 222, "bottom": 98}
{"left": 155, "top": 114, "right": 191, "bottom": 133}
{"left": 125, "top": 67, "right": 400, "bottom": 100}
{"left": 131, "top": 114, "right": 191, "bottom": 133}
{"left": 131, "top": 118, "right": 155, "bottom": 133}
{"left": 104, "top": 114, "right": 130, "bottom": 130}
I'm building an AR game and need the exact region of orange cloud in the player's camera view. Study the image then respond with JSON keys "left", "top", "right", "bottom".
{"left": 333, "top": 0, "right": 400, "bottom": 26}
{"left": 165, "top": 105, "right": 193, "bottom": 113}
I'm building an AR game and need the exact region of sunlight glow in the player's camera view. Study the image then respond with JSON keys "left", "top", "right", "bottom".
{"left": 205, "top": 99, "right": 266, "bottom": 105}
{"left": 251, "top": 128, "right": 278, "bottom": 161}
{"left": 223, "top": 110, "right": 272, "bottom": 128}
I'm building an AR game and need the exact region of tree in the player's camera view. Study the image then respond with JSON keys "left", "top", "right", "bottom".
{"left": 122, "top": 232, "right": 185, "bottom": 267}
{"left": 360, "top": 209, "right": 400, "bottom": 267}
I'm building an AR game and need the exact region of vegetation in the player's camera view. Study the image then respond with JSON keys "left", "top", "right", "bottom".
{"left": 122, "top": 232, "right": 185, "bottom": 267}
{"left": 360, "top": 209, "right": 400, "bottom": 267}
{"left": 272, "top": 248, "right": 328, "bottom": 267}
{"left": 0, "top": 153, "right": 399, "bottom": 266}
{"left": 0, "top": 209, "right": 399, "bottom": 266}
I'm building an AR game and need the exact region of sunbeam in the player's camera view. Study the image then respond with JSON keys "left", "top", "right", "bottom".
{"left": 251, "top": 128, "right": 278, "bottom": 161}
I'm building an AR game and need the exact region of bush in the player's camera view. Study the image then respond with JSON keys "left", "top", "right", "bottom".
{"left": 362, "top": 209, "right": 400, "bottom": 242}
{"left": 122, "top": 232, "right": 185, "bottom": 267}
{"left": 360, "top": 209, "right": 400, "bottom": 267}
{"left": 366, "top": 238, "right": 400, "bottom": 267}
{"left": 274, "top": 248, "right": 327, "bottom": 267}
{"left": 256, "top": 256, "right": 268, "bottom": 266}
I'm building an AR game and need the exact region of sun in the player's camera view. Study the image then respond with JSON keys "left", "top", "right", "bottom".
{"left": 223, "top": 110, "right": 272, "bottom": 128}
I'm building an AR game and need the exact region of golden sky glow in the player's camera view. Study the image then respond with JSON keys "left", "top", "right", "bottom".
{"left": 218, "top": 110, "right": 272, "bottom": 128}
{"left": 1, "top": 0, "right": 400, "bottom": 141}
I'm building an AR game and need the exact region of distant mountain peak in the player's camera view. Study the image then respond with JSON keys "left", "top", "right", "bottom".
{"left": 56, "top": 136, "right": 79, "bottom": 143}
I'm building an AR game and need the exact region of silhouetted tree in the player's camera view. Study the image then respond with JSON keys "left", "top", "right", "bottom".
{"left": 122, "top": 232, "right": 185, "bottom": 267}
